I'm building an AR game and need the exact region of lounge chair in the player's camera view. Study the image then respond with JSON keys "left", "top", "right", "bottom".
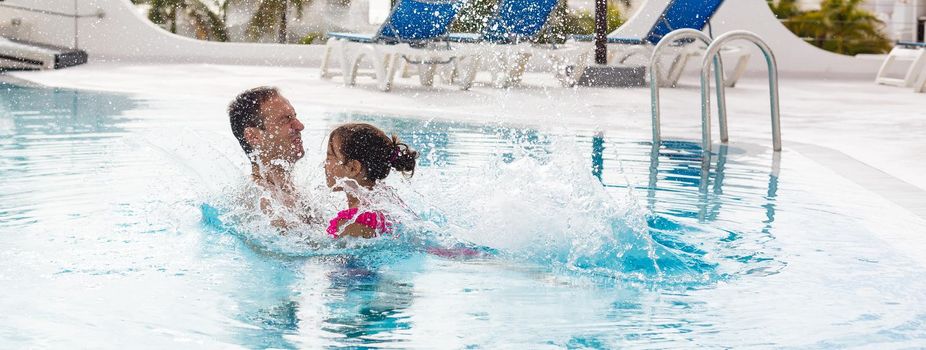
{"left": 572, "top": 0, "right": 750, "bottom": 87}
{"left": 401, "top": 0, "right": 590, "bottom": 88}
{"left": 875, "top": 41, "right": 926, "bottom": 89}
{"left": 319, "top": 0, "right": 464, "bottom": 91}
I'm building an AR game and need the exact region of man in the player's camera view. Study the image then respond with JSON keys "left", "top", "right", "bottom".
{"left": 228, "top": 86, "right": 314, "bottom": 227}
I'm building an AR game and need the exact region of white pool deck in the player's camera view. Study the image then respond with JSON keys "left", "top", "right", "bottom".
{"left": 3, "top": 63, "right": 926, "bottom": 220}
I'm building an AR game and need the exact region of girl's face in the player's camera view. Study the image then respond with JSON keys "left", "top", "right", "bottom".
{"left": 324, "top": 135, "right": 356, "bottom": 191}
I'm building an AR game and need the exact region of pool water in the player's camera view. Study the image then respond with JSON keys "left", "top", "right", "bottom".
{"left": 1, "top": 84, "right": 925, "bottom": 348}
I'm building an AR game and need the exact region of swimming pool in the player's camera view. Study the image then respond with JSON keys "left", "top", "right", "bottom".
{"left": 1, "top": 83, "right": 925, "bottom": 348}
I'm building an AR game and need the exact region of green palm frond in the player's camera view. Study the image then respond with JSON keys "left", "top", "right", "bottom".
{"left": 450, "top": 0, "right": 496, "bottom": 33}
{"left": 776, "top": 0, "right": 890, "bottom": 55}
{"left": 136, "top": 0, "right": 228, "bottom": 41}
{"left": 231, "top": 0, "right": 314, "bottom": 41}
{"left": 184, "top": 0, "right": 229, "bottom": 41}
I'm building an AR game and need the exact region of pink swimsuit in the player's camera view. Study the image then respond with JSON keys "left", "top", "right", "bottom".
{"left": 326, "top": 208, "right": 391, "bottom": 238}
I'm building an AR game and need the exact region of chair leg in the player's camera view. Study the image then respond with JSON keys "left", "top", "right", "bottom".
{"left": 902, "top": 49, "right": 926, "bottom": 87}
{"left": 488, "top": 52, "right": 507, "bottom": 88}
{"left": 665, "top": 52, "right": 689, "bottom": 87}
{"left": 399, "top": 55, "right": 414, "bottom": 78}
{"left": 378, "top": 53, "right": 402, "bottom": 92}
{"left": 548, "top": 54, "right": 567, "bottom": 85}
{"left": 440, "top": 59, "right": 459, "bottom": 85}
{"left": 560, "top": 51, "right": 589, "bottom": 87}
{"left": 724, "top": 51, "right": 751, "bottom": 88}
{"left": 418, "top": 63, "right": 437, "bottom": 87}
{"left": 335, "top": 45, "right": 363, "bottom": 86}
{"left": 506, "top": 52, "right": 532, "bottom": 86}
{"left": 374, "top": 54, "right": 388, "bottom": 91}
{"left": 876, "top": 47, "right": 901, "bottom": 85}
{"left": 320, "top": 38, "right": 335, "bottom": 79}
{"left": 616, "top": 46, "right": 651, "bottom": 65}
{"left": 915, "top": 65, "right": 926, "bottom": 93}
{"left": 346, "top": 51, "right": 365, "bottom": 86}
{"left": 459, "top": 55, "right": 481, "bottom": 90}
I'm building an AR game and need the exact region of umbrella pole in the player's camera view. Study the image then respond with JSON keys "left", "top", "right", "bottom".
{"left": 595, "top": 0, "right": 608, "bottom": 64}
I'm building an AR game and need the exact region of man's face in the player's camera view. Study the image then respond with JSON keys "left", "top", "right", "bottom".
{"left": 250, "top": 94, "right": 304, "bottom": 164}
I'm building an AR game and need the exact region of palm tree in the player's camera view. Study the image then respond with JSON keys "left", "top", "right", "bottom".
{"left": 133, "top": 0, "right": 228, "bottom": 41}
{"left": 768, "top": 0, "right": 801, "bottom": 19}
{"left": 449, "top": 0, "right": 496, "bottom": 33}
{"left": 231, "top": 0, "right": 314, "bottom": 43}
{"left": 784, "top": 0, "right": 891, "bottom": 55}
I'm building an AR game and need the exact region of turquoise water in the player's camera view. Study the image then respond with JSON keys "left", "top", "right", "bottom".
{"left": 1, "top": 84, "right": 925, "bottom": 348}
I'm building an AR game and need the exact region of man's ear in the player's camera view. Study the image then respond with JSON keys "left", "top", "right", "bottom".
{"left": 244, "top": 127, "right": 261, "bottom": 150}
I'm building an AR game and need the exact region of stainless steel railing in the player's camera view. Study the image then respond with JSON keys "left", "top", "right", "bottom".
{"left": 700, "top": 30, "right": 782, "bottom": 152}
{"left": 649, "top": 28, "right": 726, "bottom": 146}
{"left": 650, "top": 29, "right": 782, "bottom": 153}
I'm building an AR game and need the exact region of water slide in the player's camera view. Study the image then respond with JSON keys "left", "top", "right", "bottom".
{"left": 0, "top": 0, "right": 885, "bottom": 76}
{"left": 0, "top": 0, "right": 317, "bottom": 66}
{"left": 709, "top": 0, "right": 883, "bottom": 77}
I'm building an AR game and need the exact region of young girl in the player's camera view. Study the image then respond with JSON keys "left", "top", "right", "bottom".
{"left": 324, "top": 123, "right": 417, "bottom": 238}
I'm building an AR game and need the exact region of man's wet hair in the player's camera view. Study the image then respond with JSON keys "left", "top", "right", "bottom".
{"left": 228, "top": 86, "right": 279, "bottom": 155}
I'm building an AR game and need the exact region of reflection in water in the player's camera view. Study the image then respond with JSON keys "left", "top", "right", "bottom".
{"left": 229, "top": 257, "right": 416, "bottom": 349}
{"left": 0, "top": 84, "right": 140, "bottom": 228}
{"left": 242, "top": 299, "right": 301, "bottom": 349}
{"left": 589, "top": 133, "right": 784, "bottom": 276}
{"left": 588, "top": 135, "right": 781, "bottom": 228}
{"left": 321, "top": 264, "right": 414, "bottom": 346}
{"left": 591, "top": 131, "right": 605, "bottom": 181}
{"left": 0, "top": 83, "right": 137, "bottom": 136}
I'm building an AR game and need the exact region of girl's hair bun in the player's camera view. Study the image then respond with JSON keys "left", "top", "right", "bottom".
{"left": 390, "top": 135, "right": 418, "bottom": 177}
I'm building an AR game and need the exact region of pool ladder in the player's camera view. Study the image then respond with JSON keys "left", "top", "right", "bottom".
{"left": 650, "top": 29, "right": 782, "bottom": 152}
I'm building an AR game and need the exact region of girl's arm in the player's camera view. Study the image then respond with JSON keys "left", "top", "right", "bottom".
{"left": 340, "top": 222, "right": 377, "bottom": 239}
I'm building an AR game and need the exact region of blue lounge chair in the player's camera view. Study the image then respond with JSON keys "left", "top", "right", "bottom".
{"left": 319, "top": 0, "right": 464, "bottom": 91}
{"left": 448, "top": 0, "right": 561, "bottom": 44}
{"left": 573, "top": 0, "right": 749, "bottom": 87}
{"left": 426, "top": 0, "right": 590, "bottom": 87}
{"left": 876, "top": 41, "right": 926, "bottom": 91}
{"left": 595, "top": 0, "right": 724, "bottom": 45}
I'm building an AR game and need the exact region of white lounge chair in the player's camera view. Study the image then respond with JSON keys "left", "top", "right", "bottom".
{"left": 319, "top": 0, "right": 464, "bottom": 91}
{"left": 572, "top": 0, "right": 750, "bottom": 87}
{"left": 875, "top": 41, "right": 926, "bottom": 89}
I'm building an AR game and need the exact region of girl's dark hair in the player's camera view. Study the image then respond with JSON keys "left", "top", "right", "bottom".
{"left": 330, "top": 123, "right": 418, "bottom": 181}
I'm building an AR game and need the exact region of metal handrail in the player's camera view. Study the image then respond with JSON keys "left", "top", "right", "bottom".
{"left": 700, "top": 30, "right": 782, "bottom": 152}
{"left": 650, "top": 28, "right": 726, "bottom": 146}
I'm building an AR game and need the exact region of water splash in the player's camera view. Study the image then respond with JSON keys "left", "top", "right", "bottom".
{"left": 200, "top": 129, "right": 720, "bottom": 285}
